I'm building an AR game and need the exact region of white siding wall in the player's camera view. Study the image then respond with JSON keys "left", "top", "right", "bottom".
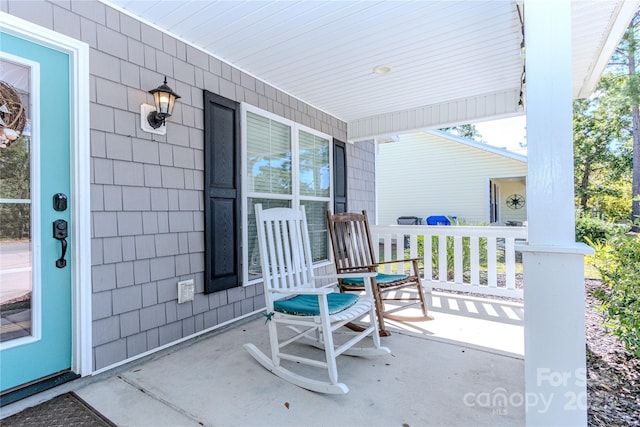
{"left": 377, "top": 132, "right": 527, "bottom": 225}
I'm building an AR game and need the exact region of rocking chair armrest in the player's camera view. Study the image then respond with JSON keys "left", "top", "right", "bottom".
{"left": 335, "top": 272, "right": 377, "bottom": 279}
{"left": 317, "top": 272, "right": 377, "bottom": 297}
{"left": 267, "top": 287, "right": 333, "bottom": 296}
{"left": 378, "top": 258, "right": 420, "bottom": 265}
{"left": 314, "top": 272, "right": 377, "bottom": 298}
{"left": 333, "top": 265, "right": 378, "bottom": 273}
{"left": 313, "top": 272, "right": 377, "bottom": 282}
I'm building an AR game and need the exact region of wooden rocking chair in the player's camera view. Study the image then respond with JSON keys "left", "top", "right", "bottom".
{"left": 326, "top": 210, "right": 433, "bottom": 336}
{"left": 244, "top": 204, "right": 390, "bottom": 394}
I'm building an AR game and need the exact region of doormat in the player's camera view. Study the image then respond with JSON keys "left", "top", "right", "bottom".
{"left": 1, "top": 392, "right": 116, "bottom": 427}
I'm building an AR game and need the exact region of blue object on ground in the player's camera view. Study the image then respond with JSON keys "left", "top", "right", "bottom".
{"left": 426, "top": 215, "right": 452, "bottom": 225}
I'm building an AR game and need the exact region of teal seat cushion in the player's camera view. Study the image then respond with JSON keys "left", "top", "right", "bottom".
{"left": 274, "top": 293, "right": 359, "bottom": 316}
{"left": 341, "top": 273, "right": 408, "bottom": 286}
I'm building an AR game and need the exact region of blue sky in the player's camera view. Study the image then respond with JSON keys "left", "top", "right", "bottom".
{"left": 475, "top": 116, "right": 526, "bottom": 151}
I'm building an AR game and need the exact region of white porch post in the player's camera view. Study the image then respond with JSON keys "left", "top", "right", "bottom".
{"left": 520, "top": 1, "right": 593, "bottom": 425}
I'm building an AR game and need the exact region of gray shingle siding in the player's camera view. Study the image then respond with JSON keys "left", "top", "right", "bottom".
{"left": 347, "top": 140, "right": 376, "bottom": 215}
{"left": 6, "top": 0, "right": 367, "bottom": 372}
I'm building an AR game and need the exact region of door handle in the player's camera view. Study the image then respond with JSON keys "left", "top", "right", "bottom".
{"left": 53, "top": 219, "right": 68, "bottom": 268}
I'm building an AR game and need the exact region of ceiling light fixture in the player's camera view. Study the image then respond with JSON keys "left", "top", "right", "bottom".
{"left": 373, "top": 65, "right": 394, "bottom": 75}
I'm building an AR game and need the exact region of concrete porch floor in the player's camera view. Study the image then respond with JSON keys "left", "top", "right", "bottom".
{"left": 3, "top": 291, "right": 526, "bottom": 426}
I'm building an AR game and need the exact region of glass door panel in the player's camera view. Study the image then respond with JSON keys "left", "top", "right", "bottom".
{"left": 0, "top": 59, "right": 33, "bottom": 344}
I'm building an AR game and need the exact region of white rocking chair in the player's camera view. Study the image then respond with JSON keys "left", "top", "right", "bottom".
{"left": 244, "top": 204, "right": 390, "bottom": 394}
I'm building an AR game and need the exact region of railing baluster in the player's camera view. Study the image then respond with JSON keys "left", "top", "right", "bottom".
{"left": 505, "top": 237, "right": 516, "bottom": 290}
{"left": 470, "top": 236, "right": 480, "bottom": 286}
{"left": 396, "top": 233, "right": 405, "bottom": 274}
{"left": 454, "top": 235, "right": 463, "bottom": 284}
{"left": 438, "top": 235, "right": 447, "bottom": 282}
{"left": 384, "top": 234, "right": 392, "bottom": 273}
{"left": 487, "top": 237, "right": 497, "bottom": 288}
{"left": 424, "top": 233, "right": 433, "bottom": 281}
{"left": 410, "top": 234, "right": 418, "bottom": 259}
{"left": 409, "top": 233, "right": 419, "bottom": 280}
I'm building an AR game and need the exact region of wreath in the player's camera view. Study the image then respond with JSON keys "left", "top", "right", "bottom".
{"left": 0, "top": 80, "right": 27, "bottom": 148}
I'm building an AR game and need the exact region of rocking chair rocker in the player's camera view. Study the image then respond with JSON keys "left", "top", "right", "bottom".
{"left": 244, "top": 204, "right": 390, "bottom": 394}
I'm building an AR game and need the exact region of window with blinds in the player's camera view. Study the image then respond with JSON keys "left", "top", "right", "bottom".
{"left": 246, "top": 112, "right": 292, "bottom": 195}
{"left": 299, "top": 130, "right": 330, "bottom": 198}
{"left": 243, "top": 105, "right": 332, "bottom": 284}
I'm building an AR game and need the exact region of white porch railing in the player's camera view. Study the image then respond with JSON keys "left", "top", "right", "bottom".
{"left": 370, "top": 225, "right": 527, "bottom": 299}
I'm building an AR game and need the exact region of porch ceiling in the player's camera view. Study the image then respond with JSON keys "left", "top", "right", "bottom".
{"left": 105, "top": 0, "right": 636, "bottom": 138}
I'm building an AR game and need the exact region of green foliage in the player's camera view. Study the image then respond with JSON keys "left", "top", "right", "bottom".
{"left": 624, "top": 72, "right": 640, "bottom": 106}
{"left": 0, "top": 136, "right": 31, "bottom": 239}
{"left": 573, "top": 76, "right": 633, "bottom": 220}
{"left": 590, "top": 233, "right": 640, "bottom": 358}
{"left": 606, "top": 10, "right": 640, "bottom": 228}
{"left": 591, "top": 180, "right": 634, "bottom": 222}
{"left": 439, "top": 124, "right": 483, "bottom": 141}
{"left": 575, "top": 214, "right": 628, "bottom": 244}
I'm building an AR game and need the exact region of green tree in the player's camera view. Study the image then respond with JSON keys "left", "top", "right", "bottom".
{"left": 608, "top": 11, "right": 640, "bottom": 229}
{"left": 440, "top": 124, "right": 483, "bottom": 141}
{"left": 573, "top": 75, "right": 632, "bottom": 221}
{"left": 0, "top": 136, "right": 31, "bottom": 239}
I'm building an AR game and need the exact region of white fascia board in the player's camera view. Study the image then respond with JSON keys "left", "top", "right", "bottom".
{"left": 347, "top": 88, "right": 521, "bottom": 143}
{"left": 576, "top": 0, "right": 640, "bottom": 99}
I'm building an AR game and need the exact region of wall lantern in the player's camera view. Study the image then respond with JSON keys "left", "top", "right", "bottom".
{"left": 140, "top": 77, "right": 180, "bottom": 135}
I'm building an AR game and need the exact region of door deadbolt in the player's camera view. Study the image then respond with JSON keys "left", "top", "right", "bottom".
{"left": 53, "top": 193, "right": 68, "bottom": 212}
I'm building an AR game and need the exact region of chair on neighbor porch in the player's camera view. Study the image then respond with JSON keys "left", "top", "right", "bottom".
{"left": 326, "top": 210, "right": 433, "bottom": 337}
{"left": 244, "top": 204, "right": 390, "bottom": 394}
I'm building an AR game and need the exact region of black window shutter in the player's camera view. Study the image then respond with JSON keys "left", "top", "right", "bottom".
{"left": 333, "top": 139, "right": 348, "bottom": 214}
{"left": 203, "top": 91, "right": 241, "bottom": 293}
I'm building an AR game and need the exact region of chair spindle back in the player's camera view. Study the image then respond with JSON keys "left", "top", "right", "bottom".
{"left": 327, "top": 211, "right": 377, "bottom": 274}
{"left": 255, "top": 204, "right": 315, "bottom": 296}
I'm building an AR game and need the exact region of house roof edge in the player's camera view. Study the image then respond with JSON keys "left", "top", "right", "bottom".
{"left": 425, "top": 130, "right": 527, "bottom": 163}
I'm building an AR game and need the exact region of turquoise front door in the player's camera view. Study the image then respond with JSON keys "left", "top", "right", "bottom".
{"left": 0, "top": 32, "right": 73, "bottom": 394}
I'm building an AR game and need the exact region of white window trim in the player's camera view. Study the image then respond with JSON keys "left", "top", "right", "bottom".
{"left": 240, "top": 103, "right": 333, "bottom": 286}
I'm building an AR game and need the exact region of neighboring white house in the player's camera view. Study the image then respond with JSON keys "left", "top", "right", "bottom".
{"left": 377, "top": 130, "right": 527, "bottom": 226}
